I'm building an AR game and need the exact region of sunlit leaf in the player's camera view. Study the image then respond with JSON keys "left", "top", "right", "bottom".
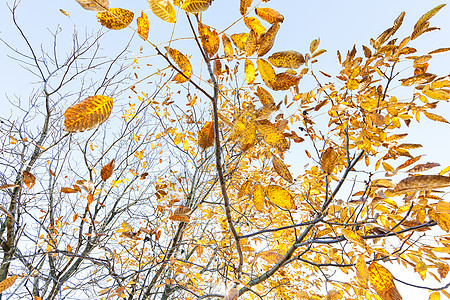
{"left": 137, "top": 12, "right": 149, "bottom": 40}
{"left": 342, "top": 229, "right": 366, "bottom": 247}
{"left": 272, "top": 155, "right": 293, "bottom": 183}
{"left": 268, "top": 50, "right": 305, "bottom": 69}
{"left": 0, "top": 275, "right": 18, "bottom": 294}
{"left": 415, "top": 261, "right": 427, "bottom": 280}
{"left": 429, "top": 292, "right": 440, "bottom": 300}
{"left": 321, "top": 147, "right": 337, "bottom": 175}
{"left": 368, "top": 262, "right": 403, "bottom": 300}
{"left": 429, "top": 48, "right": 450, "bottom": 55}
{"left": 414, "top": 4, "right": 446, "bottom": 30}
{"left": 23, "top": 171, "right": 35, "bottom": 189}
{"left": 0, "top": 184, "right": 19, "bottom": 190}
{"left": 256, "top": 58, "right": 276, "bottom": 89}
{"left": 400, "top": 73, "right": 437, "bottom": 86}
{"left": 61, "top": 187, "right": 79, "bottom": 194}
{"left": 356, "top": 255, "right": 369, "bottom": 288}
{"left": 222, "top": 34, "right": 234, "bottom": 59}
{"left": 197, "top": 121, "right": 215, "bottom": 150}
{"left": 423, "top": 89, "right": 450, "bottom": 100}
{"left": 97, "top": 8, "right": 133, "bottom": 30}
{"left": 198, "top": 23, "right": 220, "bottom": 57}
{"left": 148, "top": 0, "right": 176, "bottom": 23}
{"left": 231, "top": 33, "right": 248, "bottom": 51}
{"left": 238, "top": 180, "right": 252, "bottom": 198}
{"left": 64, "top": 95, "right": 113, "bottom": 132}
{"left": 252, "top": 184, "right": 265, "bottom": 212}
{"left": 255, "top": 86, "right": 275, "bottom": 105}
{"left": 75, "top": 0, "right": 108, "bottom": 11}
{"left": 239, "top": 121, "right": 257, "bottom": 151}
{"left": 165, "top": 47, "right": 192, "bottom": 83}
{"left": 394, "top": 175, "right": 450, "bottom": 193}
{"left": 259, "top": 251, "right": 283, "bottom": 263}
{"left": 407, "top": 162, "right": 440, "bottom": 173}
{"left": 255, "top": 7, "right": 284, "bottom": 24}
{"left": 181, "top": 0, "right": 213, "bottom": 13}
{"left": 271, "top": 72, "right": 301, "bottom": 91}
{"left": 265, "top": 185, "right": 295, "bottom": 210}
{"left": 423, "top": 111, "right": 449, "bottom": 123}
{"left": 244, "top": 59, "right": 255, "bottom": 84}
{"left": 435, "top": 212, "right": 450, "bottom": 232}
{"left": 257, "top": 22, "right": 280, "bottom": 56}
{"left": 244, "top": 17, "right": 266, "bottom": 36}
{"left": 239, "top": 0, "right": 252, "bottom": 15}
{"left": 245, "top": 30, "right": 258, "bottom": 57}
{"left": 256, "top": 121, "right": 289, "bottom": 151}
{"left": 101, "top": 159, "right": 115, "bottom": 181}
{"left": 223, "top": 287, "right": 239, "bottom": 300}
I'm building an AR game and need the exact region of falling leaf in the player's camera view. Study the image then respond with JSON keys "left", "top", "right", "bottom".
{"left": 368, "top": 262, "right": 403, "bottom": 300}
{"left": 197, "top": 121, "right": 215, "bottom": 150}
{"left": 75, "top": 0, "right": 108, "bottom": 11}
{"left": 181, "top": 0, "right": 213, "bottom": 13}
{"left": 268, "top": 51, "right": 305, "bottom": 69}
{"left": 0, "top": 275, "right": 18, "bottom": 294}
{"left": 137, "top": 12, "right": 149, "bottom": 40}
{"left": 244, "top": 59, "right": 255, "bottom": 84}
{"left": 239, "top": 0, "right": 252, "bottom": 15}
{"left": 97, "top": 8, "right": 134, "bottom": 30}
{"left": 394, "top": 175, "right": 450, "bottom": 193}
{"left": 265, "top": 185, "right": 296, "bottom": 210}
{"left": 244, "top": 17, "right": 266, "bottom": 36}
{"left": 252, "top": 184, "right": 265, "bottom": 212}
{"left": 148, "top": 0, "right": 176, "bottom": 23}
{"left": 257, "top": 22, "right": 280, "bottom": 56}
{"left": 101, "top": 159, "right": 115, "bottom": 181}
{"left": 87, "top": 193, "right": 94, "bottom": 204}
{"left": 198, "top": 23, "right": 220, "bottom": 57}
{"left": 272, "top": 155, "right": 293, "bottom": 183}
{"left": 255, "top": 7, "right": 284, "bottom": 24}
{"left": 23, "top": 171, "right": 36, "bottom": 189}
{"left": 231, "top": 33, "right": 248, "bottom": 51}
{"left": 321, "top": 147, "right": 337, "bottom": 175}
{"left": 64, "top": 95, "right": 113, "bottom": 132}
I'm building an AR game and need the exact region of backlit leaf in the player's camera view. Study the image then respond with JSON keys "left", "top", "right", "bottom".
{"left": 423, "top": 111, "right": 449, "bottom": 123}
{"left": 310, "top": 38, "right": 320, "bottom": 53}
{"left": 197, "top": 121, "right": 215, "bottom": 150}
{"left": 255, "top": 7, "right": 284, "bottom": 24}
{"left": 97, "top": 8, "right": 133, "bottom": 30}
{"left": 259, "top": 251, "right": 283, "bottom": 263}
{"left": 23, "top": 171, "right": 36, "bottom": 189}
{"left": 64, "top": 95, "right": 113, "bottom": 132}
{"left": 321, "top": 147, "right": 337, "bottom": 175}
{"left": 423, "top": 89, "right": 450, "bottom": 100}
{"left": 137, "top": 12, "right": 149, "bottom": 40}
{"left": 414, "top": 4, "right": 446, "bottom": 30}
{"left": 239, "top": 0, "right": 252, "bottom": 15}
{"left": 368, "top": 262, "right": 403, "bottom": 300}
{"left": 407, "top": 162, "right": 440, "bottom": 173}
{"left": 342, "top": 229, "right": 366, "bottom": 247}
{"left": 268, "top": 51, "right": 305, "bottom": 69}
{"left": 244, "top": 17, "right": 266, "bottom": 36}
{"left": 245, "top": 30, "right": 258, "bottom": 57}
{"left": 272, "top": 154, "right": 293, "bottom": 183}
{"left": 148, "top": 0, "right": 176, "bottom": 23}
{"left": 429, "top": 48, "right": 450, "bottom": 55}
{"left": 394, "top": 175, "right": 450, "bottom": 193}
{"left": 265, "top": 185, "right": 296, "bottom": 210}
{"left": 222, "top": 34, "right": 234, "bottom": 59}
{"left": 198, "top": 23, "right": 219, "bottom": 57}
{"left": 400, "top": 73, "right": 437, "bottom": 86}
{"left": 165, "top": 47, "right": 192, "bottom": 83}
{"left": 239, "top": 121, "right": 257, "bottom": 151}
{"left": 252, "top": 184, "right": 265, "bottom": 212}
{"left": 181, "top": 0, "right": 213, "bottom": 13}
{"left": 411, "top": 21, "right": 430, "bottom": 40}
{"left": 257, "top": 22, "right": 280, "bottom": 56}
{"left": 415, "top": 261, "right": 427, "bottom": 280}
{"left": 256, "top": 58, "right": 276, "bottom": 89}
{"left": 101, "top": 159, "right": 115, "bottom": 181}
{"left": 271, "top": 72, "right": 301, "bottom": 91}
{"left": 244, "top": 59, "right": 255, "bottom": 84}
{"left": 238, "top": 180, "right": 252, "bottom": 198}
{"left": 255, "top": 86, "right": 275, "bottom": 105}
{"left": 231, "top": 33, "right": 248, "bottom": 51}
{"left": 75, "top": 0, "right": 108, "bottom": 11}
{"left": 429, "top": 292, "right": 440, "bottom": 300}
{"left": 223, "top": 287, "right": 239, "bottom": 300}
{"left": 256, "top": 121, "right": 289, "bottom": 151}
{"left": 61, "top": 187, "right": 79, "bottom": 194}
{"left": 356, "top": 255, "right": 369, "bottom": 288}
{"left": 0, "top": 275, "right": 18, "bottom": 294}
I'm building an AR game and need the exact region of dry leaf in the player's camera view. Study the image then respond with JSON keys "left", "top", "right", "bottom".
{"left": 321, "top": 147, "right": 337, "bottom": 175}
{"left": 268, "top": 51, "right": 305, "bottom": 69}
{"left": 255, "top": 7, "right": 284, "bottom": 24}
{"left": 272, "top": 155, "right": 293, "bottom": 183}
{"left": 368, "top": 262, "right": 403, "bottom": 300}
{"left": 97, "top": 8, "right": 133, "bottom": 30}
{"left": 137, "top": 12, "right": 149, "bottom": 40}
{"left": 0, "top": 275, "right": 18, "bottom": 294}
{"left": 198, "top": 23, "right": 220, "bottom": 57}
{"left": 75, "top": 0, "right": 108, "bottom": 11}
{"left": 101, "top": 159, "right": 115, "bottom": 181}
{"left": 64, "top": 95, "right": 113, "bottom": 132}
{"left": 23, "top": 171, "right": 36, "bottom": 189}
{"left": 394, "top": 175, "right": 450, "bottom": 193}
{"left": 197, "top": 121, "right": 215, "bottom": 150}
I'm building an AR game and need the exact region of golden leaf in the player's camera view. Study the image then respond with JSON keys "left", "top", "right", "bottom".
{"left": 61, "top": 187, "right": 79, "bottom": 194}
{"left": 268, "top": 51, "right": 305, "bottom": 69}
{"left": 169, "top": 214, "right": 190, "bottom": 223}
{"left": 255, "top": 7, "right": 284, "bottom": 24}
{"left": 423, "top": 89, "right": 450, "bottom": 100}
{"left": 435, "top": 213, "right": 450, "bottom": 232}
{"left": 312, "top": 49, "right": 326, "bottom": 58}
{"left": 271, "top": 72, "right": 301, "bottom": 91}
{"left": 407, "top": 162, "right": 440, "bottom": 173}
{"left": 137, "top": 12, "right": 149, "bottom": 40}
{"left": 239, "top": 0, "right": 252, "bottom": 15}
{"left": 400, "top": 73, "right": 437, "bottom": 86}
{"left": 60, "top": 9, "right": 70, "bottom": 17}
{"left": 255, "top": 86, "right": 275, "bottom": 105}
{"left": 429, "top": 292, "right": 440, "bottom": 300}
{"left": 259, "top": 251, "right": 283, "bottom": 263}
{"left": 368, "top": 262, "right": 403, "bottom": 300}
{"left": 256, "top": 58, "right": 276, "bottom": 89}
{"left": 310, "top": 38, "right": 320, "bottom": 53}
{"left": 0, "top": 275, "right": 18, "bottom": 294}
{"left": 230, "top": 33, "right": 248, "bottom": 51}
{"left": 423, "top": 111, "right": 449, "bottom": 123}
{"left": 87, "top": 193, "right": 94, "bottom": 204}
{"left": 255, "top": 103, "right": 277, "bottom": 121}
{"left": 0, "top": 184, "right": 19, "bottom": 190}
{"left": 165, "top": 47, "right": 192, "bottom": 83}
{"left": 75, "top": 0, "right": 108, "bottom": 11}
{"left": 252, "top": 184, "right": 265, "bottom": 212}
{"left": 415, "top": 261, "right": 428, "bottom": 280}
{"left": 429, "top": 47, "right": 450, "bottom": 55}
{"left": 23, "top": 171, "right": 36, "bottom": 189}
{"left": 173, "top": 205, "right": 191, "bottom": 216}
{"left": 414, "top": 4, "right": 446, "bottom": 30}
{"left": 356, "top": 255, "right": 369, "bottom": 288}
{"left": 394, "top": 175, "right": 450, "bottom": 193}
{"left": 244, "top": 17, "right": 266, "bottom": 36}
{"left": 265, "top": 185, "right": 296, "bottom": 210}
{"left": 391, "top": 11, "right": 405, "bottom": 36}
{"left": 64, "top": 95, "right": 113, "bottom": 132}
{"left": 245, "top": 30, "right": 258, "bottom": 57}
{"left": 342, "top": 229, "right": 366, "bottom": 247}
{"left": 238, "top": 180, "right": 252, "bottom": 198}
{"left": 257, "top": 22, "right": 280, "bottom": 56}
{"left": 327, "top": 290, "right": 342, "bottom": 300}
{"left": 321, "top": 147, "right": 337, "bottom": 175}
{"left": 148, "top": 0, "right": 176, "bottom": 23}
{"left": 244, "top": 59, "right": 255, "bottom": 84}
{"left": 181, "top": 0, "right": 213, "bottom": 13}
{"left": 198, "top": 23, "right": 220, "bottom": 57}
{"left": 101, "top": 159, "right": 115, "bottom": 181}
{"left": 97, "top": 8, "right": 133, "bottom": 30}
{"left": 239, "top": 121, "right": 257, "bottom": 151}
{"left": 272, "top": 155, "right": 293, "bottom": 183}
{"left": 229, "top": 117, "right": 247, "bottom": 141}
{"left": 222, "top": 34, "right": 234, "bottom": 59}
{"left": 256, "top": 122, "right": 289, "bottom": 152}
{"left": 197, "top": 121, "right": 215, "bottom": 150}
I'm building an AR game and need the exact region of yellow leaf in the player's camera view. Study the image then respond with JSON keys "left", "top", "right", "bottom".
{"left": 327, "top": 290, "right": 342, "bottom": 300}
{"left": 268, "top": 51, "right": 305, "bottom": 69}
{"left": 257, "top": 22, "right": 280, "bottom": 56}
{"left": 148, "top": 0, "right": 176, "bottom": 23}
{"left": 312, "top": 49, "right": 327, "bottom": 58}
{"left": 423, "top": 111, "right": 449, "bottom": 123}
{"left": 183, "top": 139, "right": 189, "bottom": 151}
{"left": 230, "top": 33, "right": 248, "bottom": 51}
{"left": 229, "top": 117, "right": 247, "bottom": 141}
{"left": 198, "top": 23, "right": 219, "bottom": 57}
{"left": 137, "top": 12, "right": 149, "bottom": 40}
{"left": 101, "top": 159, "right": 115, "bottom": 181}
{"left": 96, "top": 8, "right": 133, "bottom": 30}
{"left": 239, "top": 0, "right": 252, "bottom": 15}
{"left": 368, "top": 262, "right": 403, "bottom": 300}
{"left": 165, "top": 47, "right": 192, "bottom": 83}
{"left": 255, "top": 7, "right": 284, "bottom": 24}
{"left": 256, "top": 86, "right": 275, "bottom": 105}
{"left": 60, "top": 9, "right": 70, "bottom": 17}
{"left": 400, "top": 73, "right": 437, "bottom": 86}
{"left": 423, "top": 89, "right": 450, "bottom": 100}
{"left": 382, "top": 161, "right": 395, "bottom": 173}
{"left": 356, "top": 255, "right": 369, "bottom": 288}
{"left": 0, "top": 275, "right": 18, "bottom": 294}
{"left": 407, "top": 162, "right": 440, "bottom": 173}
{"left": 429, "top": 292, "right": 440, "bottom": 300}
{"left": 245, "top": 29, "right": 258, "bottom": 57}
{"left": 222, "top": 34, "right": 234, "bottom": 59}
{"left": 415, "top": 261, "right": 427, "bottom": 280}
{"left": 271, "top": 72, "right": 301, "bottom": 91}
{"left": 181, "top": 0, "right": 213, "bottom": 13}
{"left": 23, "top": 171, "right": 36, "bottom": 189}
{"left": 238, "top": 180, "right": 252, "bottom": 198}
{"left": 435, "top": 212, "right": 450, "bottom": 232}
{"left": 252, "top": 184, "right": 265, "bottom": 212}
{"left": 310, "top": 38, "right": 320, "bottom": 53}
{"left": 197, "top": 121, "right": 215, "bottom": 150}
{"left": 256, "top": 58, "right": 276, "bottom": 89}
{"left": 429, "top": 48, "right": 450, "bottom": 55}
{"left": 342, "top": 229, "right": 366, "bottom": 247}
{"left": 321, "top": 147, "right": 337, "bottom": 175}
{"left": 239, "top": 121, "right": 256, "bottom": 151}
{"left": 258, "top": 251, "right": 283, "bottom": 264}
{"left": 272, "top": 154, "right": 293, "bottom": 183}
{"left": 414, "top": 4, "right": 446, "bottom": 30}
{"left": 244, "top": 59, "right": 255, "bottom": 84}
{"left": 265, "top": 185, "right": 296, "bottom": 210}
{"left": 256, "top": 121, "right": 289, "bottom": 152}
{"left": 244, "top": 17, "right": 266, "bottom": 36}
{"left": 75, "top": 0, "right": 108, "bottom": 11}
{"left": 64, "top": 95, "right": 113, "bottom": 132}
{"left": 394, "top": 175, "right": 450, "bottom": 193}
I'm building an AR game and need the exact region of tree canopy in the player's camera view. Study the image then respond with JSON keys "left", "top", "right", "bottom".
{"left": 1, "top": 1, "right": 450, "bottom": 299}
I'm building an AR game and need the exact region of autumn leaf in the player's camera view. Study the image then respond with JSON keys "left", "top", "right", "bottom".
{"left": 400, "top": 73, "right": 437, "bottom": 86}
{"left": 238, "top": 180, "right": 252, "bottom": 198}
{"left": 256, "top": 58, "right": 276, "bottom": 89}
{"left": 75, "top": 0, "right": 108, "bottom": 11}
{"left": 181, "top": 0, "right": 213, "bottom": 13}
{"left": 244, "top": 59, "right": 256, "bottom": 84}
{"left": 271, "top": 72, "right": 301, "bottom": 91}
{"left": 64, "top": 95, "right": 113, "bottom": 132}
{"left": 268, "top": 50, "right": 305, "bottom": 69}
{"left": 165, "top": 47, "right": 192, "bottom": 83}
{"left": 414, "top": 4, "right": 446, "bottom": 30}
{"left": 223, "top": 287, "right": 239, "bottom": 300}
{"left": 265, "top": 185, "right": 296, "bottom": 210}
{"left": 137, "top": 12, "right": 149, "bottom": 40}
{"left": 23, "top": 171, "right": 36, "bottom": 189}
{"left": 321, "top": 147, "right": 337, "bottom": 175}
{"left": 0, "top": 184, "right": 19, "bottom": 190}
{"left": 239, "top": 121, "right": 257, "bottom": 151}
{"left": 394, "top": 175, "right": 450, "bottom": 193}
{"left": 255, "top": 7, "right": 284, "bottom": 24}
{"left": 231, "top": 33, "right": 248, "bottom": 51}
{"left": 255, "top": 86, "right": 275, "bottom": 105}
{"left": 356, "top": 255, "right": 369, "bottom": 288}
{"left": 222, "top": 34, "right": 234, "bottom": 59}
{"left": 272, "top": 154, "right": 293, "bottom": 183}
{"left": 407, "top": 162, "right": 440, "bottom": 173}
{"left": 97, "top": 8, "right": 133, "bottom": 30}
{"left": 310, "top": 38, "right": 320, "bottom": 53}
{"left": 61, "top": 187, "right": 79, "bottom": 194}
{"left": 245, "top": 30, "right": 258, "bottom": 57}
{"left": 342, "top": 229, "right": 366, "bottom": 248}
{"left": 258, "top": 251, "right": 283, "bottom": 263}
{"left": 239, "top": 0, "right": 252, "bottom": 15}
{"left": 415, "top": 261, "right": 427, "bottom": 280}
{"left": 256, "top": 121, "right": 289, "bottom": 152}
{"left": 252, "top": 184, "right": 265, "bottom": 212}
{"left": 0, "top": 275, "right": 18, "bottom": 294}
{"left": 197, "top": 121, "right": 215, "bottom": 150}
{"left": 244, "top": 17, "right": 266, "bottom": 36}
{"left": 423, "top": 89, "right": 450, "bottom": 101}
{"left": 198, "top": 23, "right": 219, "bottom": 57}
{"left": 257, "top": 22, "right": 280, "bottom": 56}
{"left": 101, "top": 159, "right": 115, "bottom": 181}
{"left": 148, "top": 0, "right": 176, "bottom": 23}
{"left": 368, "top": 262, "right": 403, "bottom": 300}
{"left": 423, "top": 111, "right": 449, "bottom": 123}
